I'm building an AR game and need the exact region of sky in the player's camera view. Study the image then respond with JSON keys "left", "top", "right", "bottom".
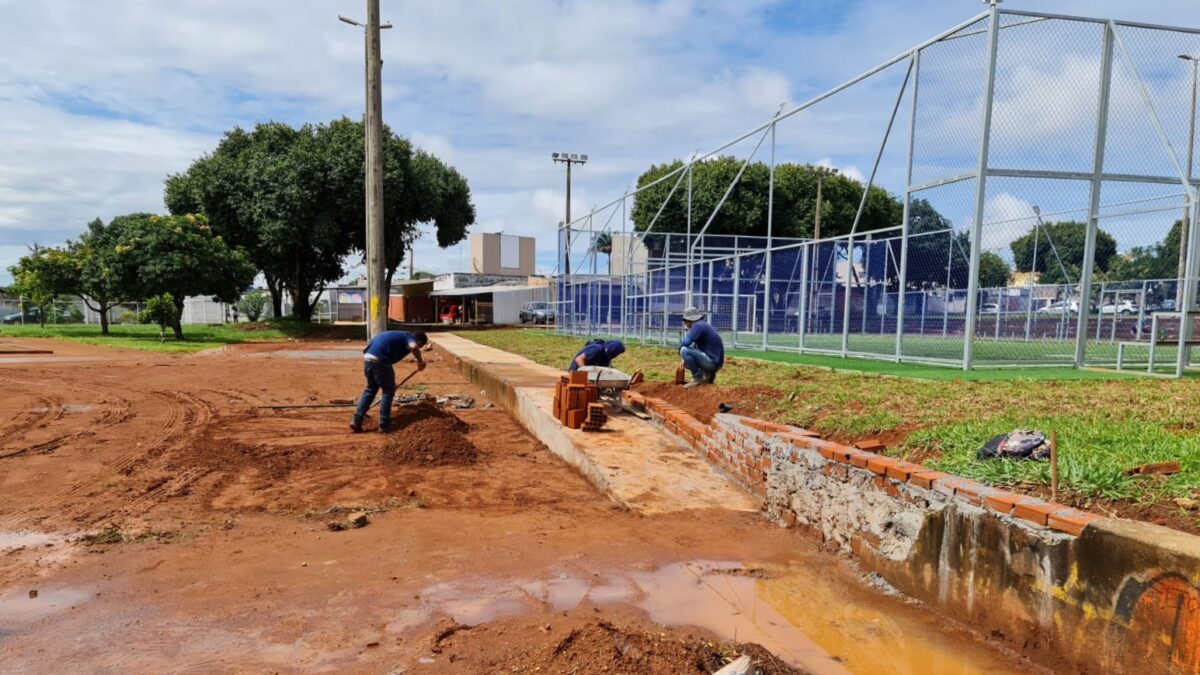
{"left": 1, "top": 0, "right": 1198, "bottom": 286}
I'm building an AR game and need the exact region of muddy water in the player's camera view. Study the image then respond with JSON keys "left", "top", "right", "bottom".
{"left": 408, "top": 559, "right": 1026, "bottom": 674}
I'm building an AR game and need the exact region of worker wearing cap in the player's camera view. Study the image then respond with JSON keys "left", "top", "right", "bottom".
{"left": 568, "top": 339, "right": 626, "bottom": 372}
{"left": 679, "top": 307, "right": 723, "bottom": 387}
{"left": 350, "top": 330, "right": 428, "bottom": 433}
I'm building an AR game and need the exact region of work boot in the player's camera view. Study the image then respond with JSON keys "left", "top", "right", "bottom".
{"left": 349, "top": 421, "right": 363, "bottom": 433}
{"left": 378, "top": 423, "right": 392, "bottom": 433}
{"left": 683, "top": 376, "right": 704, "bottom": 389}
{"left": 705, "top": 371, "right": 717, "bottom": 385}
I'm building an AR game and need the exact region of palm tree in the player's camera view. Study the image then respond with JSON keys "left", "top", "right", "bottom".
{"left": 592, "top": 232, "right": 613, "bottom": 274}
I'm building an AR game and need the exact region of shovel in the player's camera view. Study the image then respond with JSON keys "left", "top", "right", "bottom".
{"left": 366, "top": 366, "right": 422, "bottom": 410}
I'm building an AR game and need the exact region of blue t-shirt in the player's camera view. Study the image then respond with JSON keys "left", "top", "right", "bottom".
{"left": 681, "top": 321, "right": 724, "bottom": 367}
{"left": 364, "top": 331, "right": 416, "bottom": 364}
{"left": 569, "top": 342, "right": 610, "bottom": 372}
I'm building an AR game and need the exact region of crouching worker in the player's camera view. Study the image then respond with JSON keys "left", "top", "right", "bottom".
{"left": 679, "top": 307, "right": 723, "bottom": 388}
{"left": 350, "top": 330, "right": 428, "bottom": 433}
{"left": 568, "top": 338, "right": 626, "bottom": 372}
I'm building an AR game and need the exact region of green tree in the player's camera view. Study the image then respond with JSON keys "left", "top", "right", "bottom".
{"left": 234, "top": 290, "right": 268, "bottom": 322}
{"left": 978, "top": 251, "right": 1012, "bottom": 288}
{"left": 592, "top": 232, "right": 613, "bottom": 273}
{"left": 1104, "top": 220, "right": 1181, "bottom": 282}
{"left": 884, "top": 199, "right": 970, "bottom": 289}
{"left": 166, "top": 119, "right": 474, "bottom": 321}
{"left": 629, "top": 159, "right": 901, "bottom": 243}
{"left": 1010, "top": 221, "right": 1117, "bottom": 285}
{"left": 110, "top": 213, "right": 256, "bottom": 339}
{"left": 140, "top": 293, "right": 179, "bottom": 341}
{"left": 7, "top": 245, "right": 76, "bottom": 327}
{"left": 67, "top": 218, "right": 133, "bottom": 335}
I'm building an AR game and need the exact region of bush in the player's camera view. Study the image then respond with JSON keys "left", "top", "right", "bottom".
{"left": 66, "top": 306, "right": 84, "bottom": 324}
{"left": 117, "top": 309, "right": 138, "bottom": 324}
{"left": 234, "top": 290, "right": 267, "bottom": 322}
{"left": 140, "top": 293, "right": 179, "bottom": 340}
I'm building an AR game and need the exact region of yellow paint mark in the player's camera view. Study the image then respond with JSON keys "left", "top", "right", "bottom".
{"left": 370, "top": 296, "right": 380, "bottom": 321}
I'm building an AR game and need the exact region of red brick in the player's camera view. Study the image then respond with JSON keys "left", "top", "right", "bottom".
{"left": 854, "top": 439, "right": 887, "bottom": 453}
{"left": 908, "top": 470, "right": 950, "bottom": 490}
{"left": 982, "top": 492, "right": 1027, "bottom": 515}
{"left": 814, "top": 445, "right": 837, "bottom": 460}
{"left": 566, "top": 409, "right": 584, "bottom": 429}
{"left": 884, "top": 460, "right": 924, "bottom": 482}
{"left": 1047, "top": 508, "right": 1104, "bottom": 537}
{"left": 865, "top": 455, "right": 900, "bottom": 476}
{"left": 568, "top": 370, "right": 588, "bottom": 386}
{"left": 941, "top": 478, "right": 998, "bottom": 506}
{"left": 1012, "top": 499, "right": 1061, "bottom": 527}
{"left": 849, "top": 454, "right": 871, "bottom": 469}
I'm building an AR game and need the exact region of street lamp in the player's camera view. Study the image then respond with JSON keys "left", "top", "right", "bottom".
{"left": 1178, "top": 54, "right": 1198, "bottom": 308}
{"left": 552, "top": 152, "right": 588, "bottom": 277}
{"left": 339, "top": 5, "right": 392, "bottom": 338}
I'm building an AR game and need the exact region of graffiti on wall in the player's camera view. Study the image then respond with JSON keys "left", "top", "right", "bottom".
{"left": 1116, "top": 572, "right": 1200, "bottom": 673}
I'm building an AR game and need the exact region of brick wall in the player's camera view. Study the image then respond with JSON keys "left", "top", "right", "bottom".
{"left": 622, "top": 390, "right": 1200, "bottom": 673}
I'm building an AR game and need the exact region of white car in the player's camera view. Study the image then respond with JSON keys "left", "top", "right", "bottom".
{"left": 1099, "top": 300, "right": 1136, "bottom": 315}
{"left": 1039, "top": 300, "right": 1078, "bottom": 315}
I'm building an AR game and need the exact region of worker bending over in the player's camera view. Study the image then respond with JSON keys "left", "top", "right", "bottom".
{"left": 350, "top": 330, "right": 428, "bottom": 433}
{"left": 568, "top": 339, "right": 626, "bottom": 372}
{"left": 679, "top": 307, "right": 723, "bottom": 388}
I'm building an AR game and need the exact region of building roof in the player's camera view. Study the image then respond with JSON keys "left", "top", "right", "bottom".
{"left": 428, "top": 284, "right": 544, "bottom": 297}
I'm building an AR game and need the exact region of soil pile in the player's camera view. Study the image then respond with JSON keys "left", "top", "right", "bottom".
{"left": 638, "top": 382, "right": 784, "bottom": 424}
{"left": 426, "top": 617, "right": 809, "bottom": 675}
{"left": 381, "top": 403, "right": 478, "bottom": 466}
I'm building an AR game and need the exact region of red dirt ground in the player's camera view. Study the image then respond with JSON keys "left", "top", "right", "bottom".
{"left": 0, "top": 338, "right": 1036, "bottom": 673}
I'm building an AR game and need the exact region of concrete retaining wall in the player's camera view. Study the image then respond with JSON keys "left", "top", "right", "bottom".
{"left": 624, "top": 390, "right": 1200, "bottom": 674}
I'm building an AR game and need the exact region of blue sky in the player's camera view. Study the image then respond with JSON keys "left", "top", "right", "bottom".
{"left": 1, "top": 0, "right": 1197, "bottom": 285}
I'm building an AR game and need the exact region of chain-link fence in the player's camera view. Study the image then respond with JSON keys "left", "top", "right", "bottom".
{"left": 554, "top": 7, "right": 1200, "bottom": 376}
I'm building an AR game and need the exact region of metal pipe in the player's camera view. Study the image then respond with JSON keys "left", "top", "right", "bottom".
{"left": 896, "top": 49, "right": 920, "bottom": 360}
{"left": 764, "top": 120, "right": 777, "bottom": 350}
{"left": 1076, "top": 22, "right": 1115, "bottom": 367}
{"left": 963, "top": 3, "right": 1002, "bottom": 370}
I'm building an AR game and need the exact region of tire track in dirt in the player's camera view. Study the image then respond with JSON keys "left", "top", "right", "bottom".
{"left": 0, "top": 387, "right": 210, "bottom": 528}
{"left": 0, "top": 393, "right": 58, "bottom": 458}
{"left": 0, "top": 378, "right": 134, "bottom": 460}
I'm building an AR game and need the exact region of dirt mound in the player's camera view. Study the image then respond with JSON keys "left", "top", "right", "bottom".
{"left": 380, "top": 403, "right": 478, "bottom": 466}
{"left": 638, "top": 382, "right": 785, "bottom": 424}
{"left": 426, "top": 617, "right": 808, "bottom": 675}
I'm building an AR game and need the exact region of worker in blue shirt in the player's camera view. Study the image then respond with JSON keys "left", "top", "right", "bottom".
{"left": 350, "top": 330, "right": 428, "bottom": 433}
{"left": 679, "top": 307, "right": 723, "bottom": 387}
{"left": 568, "top": 339, "right": 626, "bottom": 372}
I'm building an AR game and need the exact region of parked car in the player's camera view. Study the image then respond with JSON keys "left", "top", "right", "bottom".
{"left": 1099, "top": 300, "right": 1136, "bottom": 315}
{"left": 1, "top": 308, "right": 42, "bottom": 324}
{"left": 1039, "top": 300, "right": 1078, "bottom": 315}
{"left": 980, "top": 303, "right": 1000, "bottom": 315}
{"left": 519, "top": 302, "right": 556, "bottom": 324}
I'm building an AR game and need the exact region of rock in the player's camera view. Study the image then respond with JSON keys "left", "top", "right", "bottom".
{"left": 28, "top": 589, "right": 37, "bottom": 599}
{"left": 327, "top": 521, "right": 348, "bottom": 532}
{"left": 301, "top": 561, "right": 308, "bottom": 567}
{"left": 1175, "top": 497, "right": 1198, "bottom": 510}
{"left": 348, "top": 511, "right": 370, "bottom": 529}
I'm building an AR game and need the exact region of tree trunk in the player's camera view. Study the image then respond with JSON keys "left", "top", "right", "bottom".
{"left": 264, "top": 274, "right": 284, "bottom": 320}
{"left": 171, "top": 296, "right": 185, "bottom": 340}
{"left": 288, "top": 286, "right": 314, "bottom": 323}
{"left": 99, "top": 305, "right": 110, "bottom": 335}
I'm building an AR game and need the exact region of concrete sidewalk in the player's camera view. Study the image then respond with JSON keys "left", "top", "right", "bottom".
{"left": 432, "top": 334, "right": 758, "bottom": 515}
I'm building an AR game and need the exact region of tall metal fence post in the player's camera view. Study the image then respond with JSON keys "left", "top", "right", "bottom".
{"left": 1080, "top": 14, "right": 1113, "bottom": 372}
{"left": 686, "top": 163, "right": 693, "bottom": 306}
{"left": 963, "top": 2, "right": 1002, "bottom": 371}
{"left": 662, "top": 235, "right": 671, "bottom": 346}
{"left": 732, "top": 255, "right": 741, "bottom": 348}
{"left": 1180, "top": 197, "right": 1200, "bottom": 375}
{"left": 799, "top": 243, "right": 810, "bottom": 351}
{"left": 763, "top": 120, "right": 777, "bottom": 350}
{"left": 841, "top": 235, "right": 854, "bottom": 356}
{"left": 896, "top": 48, "right": 920, "bottom": 362}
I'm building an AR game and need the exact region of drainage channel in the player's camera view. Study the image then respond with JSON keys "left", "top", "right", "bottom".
{"left": 406, "top": 558, "right": 1028, "bottom": 674}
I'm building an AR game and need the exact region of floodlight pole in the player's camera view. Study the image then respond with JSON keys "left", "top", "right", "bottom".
{"left": 553, "top": 152, "right": 588, "bottom": 297}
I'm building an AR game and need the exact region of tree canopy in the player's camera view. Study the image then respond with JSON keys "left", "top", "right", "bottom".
{"left": 629, "top": 159, "right": 902, "bottom": 240}
{"left": 7, "top": 245, "right": 76, "bottom": 327}
{"left": 1010, "top": 221, "right": 1117, "bottom": 285}
{"left": 165, "top": 118, "right": 474, "bottom": 321}
{"left": 108, "top": 213, "right": 256, "bottom": 339}
{"left": 1104, "top": 220, "right": 1181, "bottom": 283}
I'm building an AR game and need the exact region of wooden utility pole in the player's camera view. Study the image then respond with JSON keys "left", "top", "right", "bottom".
{"left": 365, "top": 0, "right": 387, "bottom": 338}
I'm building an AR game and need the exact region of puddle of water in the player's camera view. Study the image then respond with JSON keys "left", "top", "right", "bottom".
{"left": 408, "top": 561, "right": 1027, "bottom": 675}
{"left": 29, "top": 404, "right": 92, "bottom": 414}
{"left": 0, "top": 587, "right": 94, "bottom": 625}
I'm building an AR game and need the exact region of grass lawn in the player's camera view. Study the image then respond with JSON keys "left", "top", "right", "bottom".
{"left": 466, "top": 329, "right": 1200, "bottom": 510}
{"left": 0, "top": 321, "right": 315, "bottom": 354}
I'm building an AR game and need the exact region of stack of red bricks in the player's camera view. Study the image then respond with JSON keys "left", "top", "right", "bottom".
{"left": 582, "top": 403, "right": 608, "bottom": 432}
{"left": 554, "top": 370, "right": 604, "bottom": 430}
{"left": 620, "top": 390, "right": 1103, "bottom": 538}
